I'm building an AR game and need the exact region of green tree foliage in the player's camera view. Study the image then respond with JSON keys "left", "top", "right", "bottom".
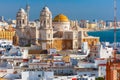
{"left": 96, "top": 77, "right": 104, "bottom": 80}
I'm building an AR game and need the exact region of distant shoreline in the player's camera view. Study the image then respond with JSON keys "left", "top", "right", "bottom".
{"left": 87, "top": 27, "right": 120, "bottom": 43}
{"left": 88, "top": 27, "right": 120, "bottom": 32}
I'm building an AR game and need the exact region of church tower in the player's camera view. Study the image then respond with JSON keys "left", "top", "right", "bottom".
{"left": 16, "top": 2, "right": 31, "bottom": 46}
{"left": 39, "top": 7, "right": 53, "bottom": 50}
{"left": 16, "top": 8, "right": 28, "bottom": 46}
{"left": 16, "top": 8, "right": 27, "bottom": 28}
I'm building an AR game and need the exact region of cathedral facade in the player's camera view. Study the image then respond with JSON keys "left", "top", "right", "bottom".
{"left": 14, "top": 6, "right": 99, "bottom": 50}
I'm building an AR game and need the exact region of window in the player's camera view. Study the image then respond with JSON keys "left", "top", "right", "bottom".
{"left": 47, "top": 19, "right": 49, "bottom": 24}
{"left": 20, "top": 20, "right": 21, "bottom": 24}
{"left": 75, "top": 42, "right": 77, "bottom": 47}
{"left": 91, "top": 74, "right": 95, "bottom": 76}
{"left": 75, "top": 35, "right": 77, "bottom": 38}
{"left": 84, "top": 74, "right": 87, "bottom": 76}
{"left": 44, "top": 21, "right": 46, "bottom": 25}
{"left": 48, "top": 34, "right": 50, "bottom": 38}
{"left": 107, "top": 51, "right": 108, "bottom": 53}
{"left": 38, "top": 75, "right": 41, "bottom": 77}
{"left": 94, "top": 54, "right": 96, "bottom": 57}
{"left": 39, "top": 34, "right": 41, "bottom": 38}
{"left": 101, "top": 73, "right": 103, "bottom": 76}
{"left": 68, "top": 34, "right": 70, "bottom": 39}
{"left": 64, "top": 26, "right": 67, "bottom": 30}
{"left": 23, "top": 20, "right": 25, "bottom": 24}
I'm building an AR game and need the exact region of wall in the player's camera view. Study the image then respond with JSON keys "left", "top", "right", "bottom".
{"left": 0, "top": 31, "right": 15, "bottom": 41}
{"left": 53, "top": 39, "right": 73, "bottom": 50}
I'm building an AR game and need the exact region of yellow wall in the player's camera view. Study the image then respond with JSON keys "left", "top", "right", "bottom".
{"left": 82, "top": 37, "right": 99, "bottom": 48}
{"left": 45, "top": 37, "right": 99, "bottom": 51}
{"left": 53, "top": 39, "right": 63, "bottom": 50}
{"left": 52, "top": 39, "right": 73, "bottom": 50}
{"left": 87, "top": 23, "right": 97, "bottom": 29}
{"left": 0, "top": 78, "right": 7, "bottom": 80}
{"left": 0, "top": 31, "right": 15, "bottom": 40}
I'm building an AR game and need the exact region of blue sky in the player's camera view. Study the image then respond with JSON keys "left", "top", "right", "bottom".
{"left": 0, "top": 0, "right": 120, "bottom": 21}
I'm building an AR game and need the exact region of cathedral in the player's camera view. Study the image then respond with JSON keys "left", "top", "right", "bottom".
{"left": 14, "top": 6, "right": 99, "bottom": 50}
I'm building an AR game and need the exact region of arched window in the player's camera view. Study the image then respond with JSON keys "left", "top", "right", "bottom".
{"left": 75, "top": 42, "right": 77, "bottom": 47}
{"left": 48, "top": 34, "right": 50, "bottom": 38}
{"left": 47, "top": 19, "right": 49, "bottom": 24}
{"left": 19, "top": 20, "right": 21, "bottom": 24}
{"left": 44, "top": 20, "right": 46, "bottom": 25}
{"left": 23, "top": 20, "right": 25, "bottom": 24}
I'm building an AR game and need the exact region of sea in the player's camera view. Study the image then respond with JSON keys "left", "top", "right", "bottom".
{"left": 87, "top": 29, "right": 120, "bottom": 43}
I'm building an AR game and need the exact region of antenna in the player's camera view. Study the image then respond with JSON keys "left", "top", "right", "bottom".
{"left": 114, "top": 0, "right": 117, "bottom": 49}
{"left": 113, "top": 0, "right": 117, "bottom": 61}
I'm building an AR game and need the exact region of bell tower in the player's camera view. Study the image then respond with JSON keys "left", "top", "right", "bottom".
{"left": 39, "top": 7, "right": 53, "bottom": 50}
{"left": 16, "top": 8, "right": 27, "bottom": 29}
{"left": 40, "top": 6, "right": 52, "bottom": 29}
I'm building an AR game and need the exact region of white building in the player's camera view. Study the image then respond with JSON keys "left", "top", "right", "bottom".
{"left": 70, "top": 42, "right": 90, "bottom": 59}
{"left": 81, "top": 42, "right": 89, "bottom": 53}
{"left": 77, "top": 75, "right": 95, "bottom": 80}
{"left": 0, "top": 39, "right": 12, "bottom": 48}
{"left": 21, "top": 69, "right": 54, "bottom": 80}
{"left": 76, "top": 68, "right": 98, "bottom": 78}
{"left": 98, "top": 44, "right": 113, "bottom": 58}
{"left": 98, "top": 64, "right": 106, "bottom": 78}
{"left": 53, "top": 76, "right": 77, "bottom": 80}
{"left": 0, "top": 21, "right": 8, "bottom": 27}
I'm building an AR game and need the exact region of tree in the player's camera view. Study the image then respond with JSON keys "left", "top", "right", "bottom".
{"left": 96, "top": 77, "right": 104, "bottom": 80}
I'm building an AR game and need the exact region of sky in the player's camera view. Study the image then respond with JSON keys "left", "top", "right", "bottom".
{"left": 0, "top": 0, "right": 120, "bottom": 21}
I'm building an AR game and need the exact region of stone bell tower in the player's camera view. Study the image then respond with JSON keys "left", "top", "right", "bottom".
{"left": 39, "top": 7, "right": 53, "bottom": 50}
{"left": 16, "top": 8, "right": 27, "bottom": 29}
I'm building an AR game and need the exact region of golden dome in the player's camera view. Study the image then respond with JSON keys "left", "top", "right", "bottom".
{"left": 53, "top": 14, "right": 69, "bottom": 22}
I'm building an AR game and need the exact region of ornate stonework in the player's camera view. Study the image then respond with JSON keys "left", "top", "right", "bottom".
{"left": 14, "top": 6, "right": 100, "bottom": 50}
